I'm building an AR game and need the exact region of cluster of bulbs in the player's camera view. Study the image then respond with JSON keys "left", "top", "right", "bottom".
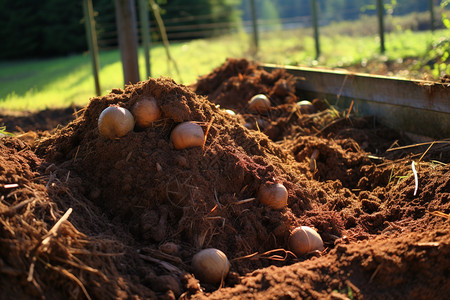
{"left": 98, "top": 97, "right": 205, "bottom": 149}
{"left": 97, "top": 95, "right": 323, "bottom": 286}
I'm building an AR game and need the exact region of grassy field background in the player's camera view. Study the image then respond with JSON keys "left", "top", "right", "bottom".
{"left": 1, "top": 14, "right": 449, "bottom": 112}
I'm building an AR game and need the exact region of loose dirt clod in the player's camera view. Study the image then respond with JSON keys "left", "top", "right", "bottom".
{"left": 0, "top": 58, "right": 449, "bottom": 299}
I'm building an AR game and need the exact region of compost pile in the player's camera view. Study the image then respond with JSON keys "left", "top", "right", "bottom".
{"left": 0, "top": 58, "right": 449, "bottom": 300}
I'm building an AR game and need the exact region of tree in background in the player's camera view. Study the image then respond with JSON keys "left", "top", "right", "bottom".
{"left": 0, "top": 0, "right": 242, "bottom": 59}
{"left": 258, "top": 0, "right": 444, "bottom": 25}
{"left": 0, "top": 0, "right": 445, "bottom": 60}
{"left": 240, "top": 0, "right": 281, "bottom": 30}
{"left": 155, "top": 0, "right": 242, "bottom": 40}
{"left": 0, "top": 0, "right": 85, "bottom": 59}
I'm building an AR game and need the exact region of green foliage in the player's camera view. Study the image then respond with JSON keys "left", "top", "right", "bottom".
{"left": 421, "top": 0, "right": 450, "bottom": 78}
{"left": 0, "top": 127, "right": 14, "bottom": 137}
{"left": 0, "top": 0, "right": 445, "bottom": 59}
{"left": 442, "top": 0, "right": 450, "bottom": 28}
{"left": 259, "top": 0, "right": 281, "bottom": 28}
{"left": 332, "top": 284, "right": 354, "bottom": 300}
{"left": 0, "top": 0, "right": 86, "bottom": 59}
{"left": 1, "top": 23, "right": 446, "bottom": 112}
{"left": 0, "top": 0, "right": 242, "bottom": 59}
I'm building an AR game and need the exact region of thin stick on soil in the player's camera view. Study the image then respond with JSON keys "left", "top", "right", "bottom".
{"left": 46, "top": 172, "right": 56, "bottom": 190}
{"left": 345, "top": 280, "right": 360, "bottom": 295}
{"left": 314, "top": 117, "right": 345, "bottom": 136}
{"left": 139, "top": 253, "right": 183, "bottom": 275}
{"left": 429, "top": 211, "right": 450, "bottom": 221}
{"left": 1, "top": 198, "right": 36, "bottom": 215}
{"left": 53, "top": 256, "right": 109, "bottom": 282}
{"left": 233, "top": 197, "right": 256, "bottom": 205}
{"left": 139, "top": 247, "right": 183, "bottom": 264}
{"left": 418, "top": 141, "right": 436, "bottom": 162}
{"left": 42, "top": 259, "right": 92, "bottom": 300}
{"left": 377, "top": 155, "right": 422, "bottom": 168}
{"left": 202, "top": 116, "right": 215, "bottom": 150}
{"left": 213, "top": 187, "right": 222, "bottom": 208}
{"left": 72, "top": 105, "right": 79, "bottom": 118}
{"left": 232, "top": 248, "right": 296, "bottom": 261}
{"left": 255, "top": 119, "right": 261, "bottom": 132}
{"left": 28, "top": 208, "right": 73, "bottom": 282}
{"left": 42, "top": 208, "right": 73, "bottom": 246}
{"left": 370, "top": 265, "right": 382, "bottom": 283}
{"left": 345, "top": 100, "right": 354, "bottom": 119}
{"left": 386, "top": 139, "right": 400, "bottom": 152}
{"left": 386, "top": 140, "right": 450, "bottom": 152}
{"left": 73, "top": 145, "right": 80, "bottom": 161}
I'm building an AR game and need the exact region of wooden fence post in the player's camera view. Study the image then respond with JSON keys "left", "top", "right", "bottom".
{"left": 114, "top": 0, "right": 140, "bottom": 85}
{"left": 138, "top": 0, "right": 151, "bottom": 78}
{"left": 82, "top": 0, "right": 101, "bottom": 96}
{"left": 249, "top": 0, "right": 259, "bottom": 54}
{"left": 429, "top": 0, "right": 435, "bottom": 32}
{"left": 310, "top": 0, "right": 320, "bottom": 59}
{"left": 376, "top": 0, "right": 386, "bottom": 53}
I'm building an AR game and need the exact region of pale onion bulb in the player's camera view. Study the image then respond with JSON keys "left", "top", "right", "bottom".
{"left": 192, "top": 248, "right": 230, "bottom": 284}
{"left": 132, "top": 97, "right": 161, "bottom": 128}
{"left": 170, "top": 121, "right": 205, "bottom": 149}
{"left": 98, "top": 106, "right": 135, "bottom": 139}
{"left": 288, "top": 226, "right": 324, "bottom": 256}
{"left": 257, "top": 182, "right": 288, "bottom": 210}
{"left": 296, "top": 100, "right": 316, "bottom": 114}
{"left": 224, "top": 109, "right": 236, "bottom": 115}
{"left": 248, "top": 94, "right": 271, "bottom": 113}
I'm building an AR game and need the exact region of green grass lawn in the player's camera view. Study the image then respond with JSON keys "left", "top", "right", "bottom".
{"left": 0, "top": 27, "right": 448, "bottom": 112}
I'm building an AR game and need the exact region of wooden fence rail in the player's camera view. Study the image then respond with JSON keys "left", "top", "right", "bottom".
{"left": 83, "top": 0, "right": 442, "bottom": 89}
{"left": 263, "top": 64, "right": 450, "bottom": 139}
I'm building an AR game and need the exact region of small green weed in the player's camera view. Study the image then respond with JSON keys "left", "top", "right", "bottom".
{"left": 332, "top": 284, "right": 354, "bottom": 300}
{"left": 0, "top": 126, "right": 14, "bottom": 137}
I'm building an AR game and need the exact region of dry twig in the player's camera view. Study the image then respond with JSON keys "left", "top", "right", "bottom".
{"left": 28, "top": 208, "right": 73, "bottom": 282}
{"left": 139, "top": 253, "right": 183, "bottom": 275}
{"left": 233, "top": 248, "right": 296, "bottom": 262}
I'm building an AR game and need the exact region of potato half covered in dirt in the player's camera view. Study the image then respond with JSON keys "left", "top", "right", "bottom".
{"left": 98, "top": 106, "right": 135, "bottom": 139}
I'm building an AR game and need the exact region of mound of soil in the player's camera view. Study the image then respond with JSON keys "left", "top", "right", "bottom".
{"left": 1, "top": 58, "right": 449, "bottom": 299}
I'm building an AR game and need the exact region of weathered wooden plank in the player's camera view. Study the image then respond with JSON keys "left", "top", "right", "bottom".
{"left": 262, "top": 64, "right": 450, "bottom": 139}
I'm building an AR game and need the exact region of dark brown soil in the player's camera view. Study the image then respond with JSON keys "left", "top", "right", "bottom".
{"left": 0, "top": 58, "right": 449, "bottom": 300}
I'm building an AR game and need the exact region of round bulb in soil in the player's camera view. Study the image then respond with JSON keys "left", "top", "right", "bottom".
{"left": 192, "top": 248, "right": 230, "bottom": 284}
{"left": 98, "top": 106, "right": 135, "bottom": 139}
{"left": 170, "top": 122, "right": 205, "bottom": 150}
{"left": 248, "top": 94, "right": 271, "bottom": 113}
{"left": 132, "top": 97, "right": 161, "bottom": 128}
{"left": 224, "top": 109, "right": 236, "bottom": 116}
{"left": 288, "top": 226, "right": 324, "bottom": 256}
{"left": 297, "top": 100, "right": 316, "bottom": 114}
{"left": 257, "top": 182, "right": 288, "bottom": 210}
